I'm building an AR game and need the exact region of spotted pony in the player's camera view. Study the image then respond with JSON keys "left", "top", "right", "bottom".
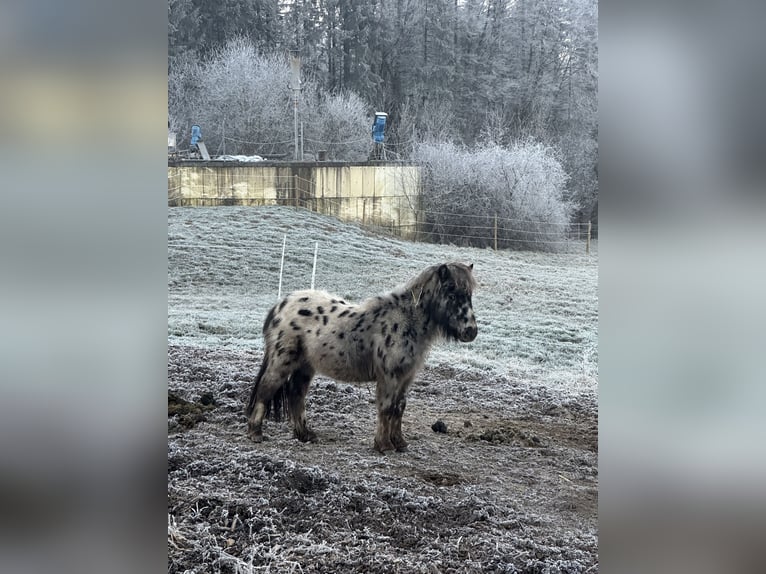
{"left": 245, "top": 262, "right": 478, "bottom": 452}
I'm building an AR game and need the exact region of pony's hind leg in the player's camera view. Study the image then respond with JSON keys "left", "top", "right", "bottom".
{"left": 287, "top": 365, "right": 317, "bottom": 442}
{"left": 389, "top": 396, "right": 408, "bottom": 451}
{"left": 247, "top": 402, "right": 267, "bottom": 443}
{"left": 246, "top": 360, "right": 291, "bottom": 443}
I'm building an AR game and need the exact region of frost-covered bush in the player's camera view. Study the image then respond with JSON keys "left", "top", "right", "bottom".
{"left": 169, "top": 38, "right": 291, "bottom": 156}
{"left": 307, "top": 91, "right": 371, "bottom": 161}
{"left": 412, "top": 141, "right": 574, "bottom": 251}
{"left": 169, "top": 37, "right": 370, "bottom": 160}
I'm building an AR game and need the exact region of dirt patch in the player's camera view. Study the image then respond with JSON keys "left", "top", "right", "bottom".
{"left": 418, "top": 470, "right": 462, "bottom": 486}
{"left": 469, "top": 424, "right": 544, "bottom": 447}
{"left": 168, "top": 345, "right": 598, "bottom": 573}
{"left": 168, "top": 391, "right": 216, "bottom": 429}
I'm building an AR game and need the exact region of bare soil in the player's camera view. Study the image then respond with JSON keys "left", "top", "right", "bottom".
{"left": 168, "top": 345, "right": 598, "bottom": 573}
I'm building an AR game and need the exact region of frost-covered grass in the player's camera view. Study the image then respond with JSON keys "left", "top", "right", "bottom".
{"left": 168, "top": 206, "right": 598, "bottom": 399}
{"left": 168, "top": 207, "right": 599, "bottom": 572}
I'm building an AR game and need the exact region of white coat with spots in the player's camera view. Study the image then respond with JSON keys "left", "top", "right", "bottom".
{"left": 245, "top": 262, "right": 478, "bottom": 452}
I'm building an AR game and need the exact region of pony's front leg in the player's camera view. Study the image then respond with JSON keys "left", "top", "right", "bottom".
{"left": 374, "top": 381, "right": 396, "bottom": 453}
{"left": 389, "top": 377, "right": 414, "bottom": 451}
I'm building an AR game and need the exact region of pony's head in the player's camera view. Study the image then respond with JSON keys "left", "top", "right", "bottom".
{"left": 413, "top": 262, "right": 478, "bottom": 342}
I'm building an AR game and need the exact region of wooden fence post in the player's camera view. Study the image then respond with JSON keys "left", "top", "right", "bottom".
{"left": 586, "top": 221, "right": 592, "bottom": 255}
{"left": 494, "top": 213, "right": 498, "bottom": 251}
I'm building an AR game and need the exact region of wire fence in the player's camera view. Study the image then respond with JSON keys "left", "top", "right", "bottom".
{"left": 168, "top": 169, "right": 597, "bottom": 254}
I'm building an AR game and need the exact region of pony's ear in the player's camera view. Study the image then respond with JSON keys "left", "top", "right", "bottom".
{"left": 468, "top": 263, "right": 474, "bottom": 270}
{"left": 438, "top": 264, "right": 451, "bottom": 280}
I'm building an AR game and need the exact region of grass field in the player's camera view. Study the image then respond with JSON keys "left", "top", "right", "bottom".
{"left": 168, "top": 206, "right": 598, "bottom": 573}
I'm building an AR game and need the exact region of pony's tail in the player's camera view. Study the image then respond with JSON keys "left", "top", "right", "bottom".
{"left": 245, "top": 302, "right": 279, "bottom": 418}
{"left": 246, "top": 302, "right": 291, "bottom": 421}
{"left": 245, "top": 354, "right": 269, "bottom": 418}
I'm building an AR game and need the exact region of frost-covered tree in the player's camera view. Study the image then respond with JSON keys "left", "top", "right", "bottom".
{"left": 168, "top": 0, "right": 598, "bottom": 215}
{"left": 413, "top": 141, "right": 573, "bottom": 251}
{"left": 169, "top": 37, "right": 371, "bottom": 160}
{"left": 306, "top": 91, "right": 371, "bottom": 160}
{"left": 169, "top": 38, "right": 291, "bottom": 156}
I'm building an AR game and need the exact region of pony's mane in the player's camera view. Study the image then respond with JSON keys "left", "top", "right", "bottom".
{"left": 405, "top": 262, "right": 477, "bottom": 294}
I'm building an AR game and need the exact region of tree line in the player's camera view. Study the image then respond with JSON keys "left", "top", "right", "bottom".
{"left": 169, "top": 0, "right": 597, "bottom": 231}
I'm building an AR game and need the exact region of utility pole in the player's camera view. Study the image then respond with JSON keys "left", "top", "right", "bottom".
{"left": 289, "top": 50, "right": 301, "bottom": 161}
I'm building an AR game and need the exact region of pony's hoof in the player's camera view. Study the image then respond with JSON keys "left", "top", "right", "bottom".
{"left": 395, "top": 444, "right": 409, "bottom": 452}
{"left": 247, "top": 429, "right": 264, "bottom": 443}
{"left": 295, "top": 430, "right": 318, "bottom": 443}
{"left": 374, "top": 439, "right": 395, "bottom": 453}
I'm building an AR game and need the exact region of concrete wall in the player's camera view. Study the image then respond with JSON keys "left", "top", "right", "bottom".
{"left": 168, "top": 161, "right": 421, "bottom": 239}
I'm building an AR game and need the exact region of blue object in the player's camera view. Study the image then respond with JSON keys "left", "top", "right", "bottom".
{"left": 190, "top": 125, "right": 202, "bottom": 146}
{"left": 372, "top": 113, "right": 387, "bottom": 143}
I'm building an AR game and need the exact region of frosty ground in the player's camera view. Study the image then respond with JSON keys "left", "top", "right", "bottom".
{"left": 168, "top": 206, "right": 598, "bottom": 573}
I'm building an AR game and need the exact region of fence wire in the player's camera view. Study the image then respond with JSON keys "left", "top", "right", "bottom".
{"left": 167, "top": 171, "right": 597, "bottom": 253}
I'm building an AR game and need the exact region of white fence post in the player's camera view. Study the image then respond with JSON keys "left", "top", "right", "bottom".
{"left": 311, "top": 241, "right": 318, "bottom": 290}
{"left": 277, "top": 234, "right": 286, "bottom": 300}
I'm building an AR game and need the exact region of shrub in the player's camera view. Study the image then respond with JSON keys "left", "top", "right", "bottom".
{"left": 412, "top": 141, "right": 574, "bottom": 251}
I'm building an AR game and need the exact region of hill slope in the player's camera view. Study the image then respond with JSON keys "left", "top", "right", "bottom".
{"left": 168, "top": 205, "right": 598, "bottom": 400}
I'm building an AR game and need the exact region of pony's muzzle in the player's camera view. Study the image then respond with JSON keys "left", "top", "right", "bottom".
{"left": 461, "top": 325, "right": 478, "bottom": 342}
